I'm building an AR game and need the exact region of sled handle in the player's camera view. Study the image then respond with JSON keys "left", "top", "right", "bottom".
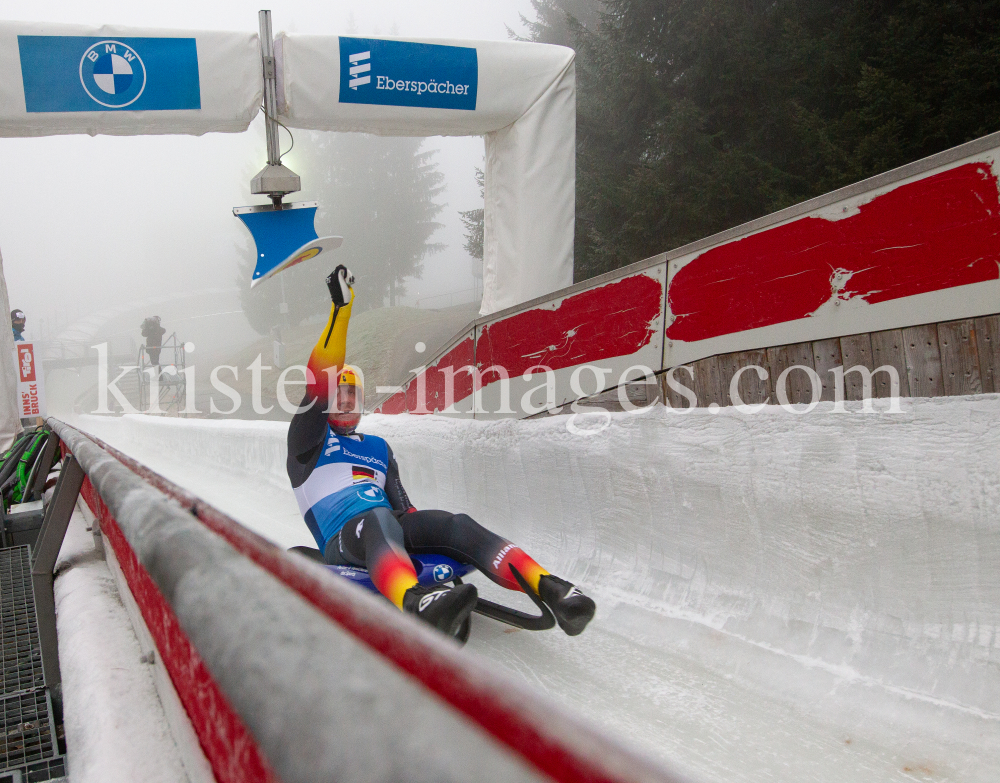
{"left": 470, "top": 565, "right": 556, "bottom": 632}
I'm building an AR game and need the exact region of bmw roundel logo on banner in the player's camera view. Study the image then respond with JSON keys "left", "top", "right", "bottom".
{"left": 17, "top": 35, "right": 201, "bottom": 113}
{"left": 79, "top": 41, "right": 146, "bottom": 108}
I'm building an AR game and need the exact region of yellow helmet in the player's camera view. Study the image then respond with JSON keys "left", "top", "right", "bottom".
{"left": 337, "top": 366, "right": 362, "bottom": 388}
{"left": 329, "top": 364, "right": 363, "bottom": 435}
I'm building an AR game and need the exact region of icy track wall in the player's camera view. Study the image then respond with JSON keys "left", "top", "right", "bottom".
{"left": 55, "top": 417, "right": 683, "bottom": 783}
{"left": 77, "top": 397, "right": 1000, "bottom": 722}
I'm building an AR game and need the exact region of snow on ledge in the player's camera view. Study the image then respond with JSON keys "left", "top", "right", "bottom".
{"left": 55, "top": 507, "right": 193, "bottom": 783}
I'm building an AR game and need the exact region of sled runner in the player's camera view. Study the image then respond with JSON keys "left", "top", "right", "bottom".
{"left": 289, "top": 547, "right": 556, "bottom": 641}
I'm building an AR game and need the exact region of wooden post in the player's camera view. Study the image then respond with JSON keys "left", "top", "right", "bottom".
{"left": 902, "top": 324, "right": 945, "bottom": 397}
{"left": 691, "top": 356, "right": 725, "bottom": 408}
{"left": 975, "top": 315, "right": 1000, "bottom": 393}
{"left": 938, "top": 319, "right": 983, "bottom": 396}
{"left": 869, "top": 329, "right": 911, "bottom": 398}
{"left": 718, "top": 350, "right": 771, "bottom": 407}
{"left": 661, "top": 366, "right": 695, "bottom": 410}
{"left": 839, "top": 334, "right": 875, "bottom": 401}
{"left": 766, "top": 342, "right": 816, "bottom": 405}
{"left": 812, "top": 338, "right": 844, "bottom": 402}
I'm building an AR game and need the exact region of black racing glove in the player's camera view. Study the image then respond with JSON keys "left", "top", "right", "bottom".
{"left": 326, "top": 265, "right": 355, "bottom": 306}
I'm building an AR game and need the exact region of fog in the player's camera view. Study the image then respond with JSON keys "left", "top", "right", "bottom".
{"left": 0, "top": 0, "right": 535, "bottom": 388}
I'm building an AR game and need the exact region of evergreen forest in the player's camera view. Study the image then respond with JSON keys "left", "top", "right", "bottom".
{"left": 521, "top": 0, "right": 1000, "bottom": 281}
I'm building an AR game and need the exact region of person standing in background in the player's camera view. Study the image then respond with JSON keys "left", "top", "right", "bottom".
{"left": 10, "top": 310, "right": 25, "bottom": 342}
{"left": 140, "top": 315, "right": 166, "bottom": 367}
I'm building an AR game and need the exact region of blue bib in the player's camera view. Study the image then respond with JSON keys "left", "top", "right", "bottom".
{"left": 292, "top": 429, "right": 393, "bottom": 549}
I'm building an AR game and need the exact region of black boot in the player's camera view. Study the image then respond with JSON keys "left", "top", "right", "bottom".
{"left": 403, "top": 583, "right": 478, "bottom": 638}
{"left": 538, "top": 575, "right": 595, "bottom": 636}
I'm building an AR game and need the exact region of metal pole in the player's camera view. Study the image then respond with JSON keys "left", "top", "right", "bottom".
{"left": 279, "top": 271, "right": 289, "bottom": 325}
{"left": 259, "top": 11, "right": 281, "bottom": 167}
{"left": 249, "top": 9, "right": 301, "bottom": 202}
{"left": 31, "top": 455, "right": 85, "bottom": 691}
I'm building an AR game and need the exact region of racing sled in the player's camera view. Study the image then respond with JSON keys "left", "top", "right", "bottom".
{"left": 289, "top": 547, "right": 555, "bottom": 643}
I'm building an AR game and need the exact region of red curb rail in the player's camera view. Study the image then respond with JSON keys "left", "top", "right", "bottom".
{"left": 78, "top": 472, "right": 278, "bottom": 783}
{"left": 61, "top": 427, "right": 549, "bottom": 783}
{"left": 58, "top": 419, "right": 691, "bottom": 783}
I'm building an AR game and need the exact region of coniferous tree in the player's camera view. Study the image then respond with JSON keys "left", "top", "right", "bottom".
{"left": 301, "top": 133, "right": 446, "bottom": 311}
{"left": 515, "top": 0, "right": 604, "bottom": 45}
{"left": 237, "top": 132, "right": 447, "bottom": 334}
{"left": 525, "top": 0, "right": 1000, "bottom": 281}
{"left": 459, "top": 167, "right": 485, "bottom": 262}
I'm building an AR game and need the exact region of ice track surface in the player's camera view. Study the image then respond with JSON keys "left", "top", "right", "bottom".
{"left": 73, "top": 397, "right": 1000, "bottom": 783}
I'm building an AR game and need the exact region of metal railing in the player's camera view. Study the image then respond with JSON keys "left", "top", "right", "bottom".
{"left": 0, "top": 423, "right": 78, "bottom": 782}
{"left": 31, "top": 337, "right": 136, "bottom": 373}
{"left": 137, "top": 332, "right": 187, "bottom": 414}
{"left": 414, "top": 286, "right": 481, "bottom": 309}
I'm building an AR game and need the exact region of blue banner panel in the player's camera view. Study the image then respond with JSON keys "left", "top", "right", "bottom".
{"left": 338, "top": 37, "right": 477, "bottom": 111}
{"left": 18, "top": 36, "right": 201, "bottom": 112}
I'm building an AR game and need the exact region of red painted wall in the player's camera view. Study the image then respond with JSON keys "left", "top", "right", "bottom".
{"left": 376, "top": 273, "right": 663, "bottom": 412}
{"left": 376, "top": 160, "right": 1000, "bottom": 414}
{"left": 666, "top": 162, "right": 1000, "bottom": 342}
{"left": 477, "top": 274, "right": 663, "bottom": 386}
{"left": 377, "top": 335, "right": 475, "bottom": 414}
{"left": 80, "top": 477, "right": 277, "bottom": 783}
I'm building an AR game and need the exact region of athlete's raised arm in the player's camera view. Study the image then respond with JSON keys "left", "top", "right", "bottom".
{"left": 307, "top": 265, "right": 355, "bottom": 404}
{"left": 287, "top": 266, "right": 355, "bottom": 483}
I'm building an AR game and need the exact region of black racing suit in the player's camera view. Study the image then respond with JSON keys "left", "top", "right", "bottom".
{"left": 287, "top": 399, "right": 533, "bottom": 591}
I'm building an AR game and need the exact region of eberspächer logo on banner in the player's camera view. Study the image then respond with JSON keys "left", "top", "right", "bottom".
{"left": 79, "top": 41, "right": 146, "bottom": 108}
{"left": 338, "top": 36, "right": 478, "bottom": 111}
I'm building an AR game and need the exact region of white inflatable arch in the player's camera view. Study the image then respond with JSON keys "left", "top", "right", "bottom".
{"left": 0, "top": 22, "right": 575, "bottom": 315}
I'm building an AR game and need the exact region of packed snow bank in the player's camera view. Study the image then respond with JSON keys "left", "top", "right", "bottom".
{"left": 55, "top": 506, "right": 191, "bottom": 783}
{"left": 74, "top": 397, "right": 1000, "bottom": 781}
